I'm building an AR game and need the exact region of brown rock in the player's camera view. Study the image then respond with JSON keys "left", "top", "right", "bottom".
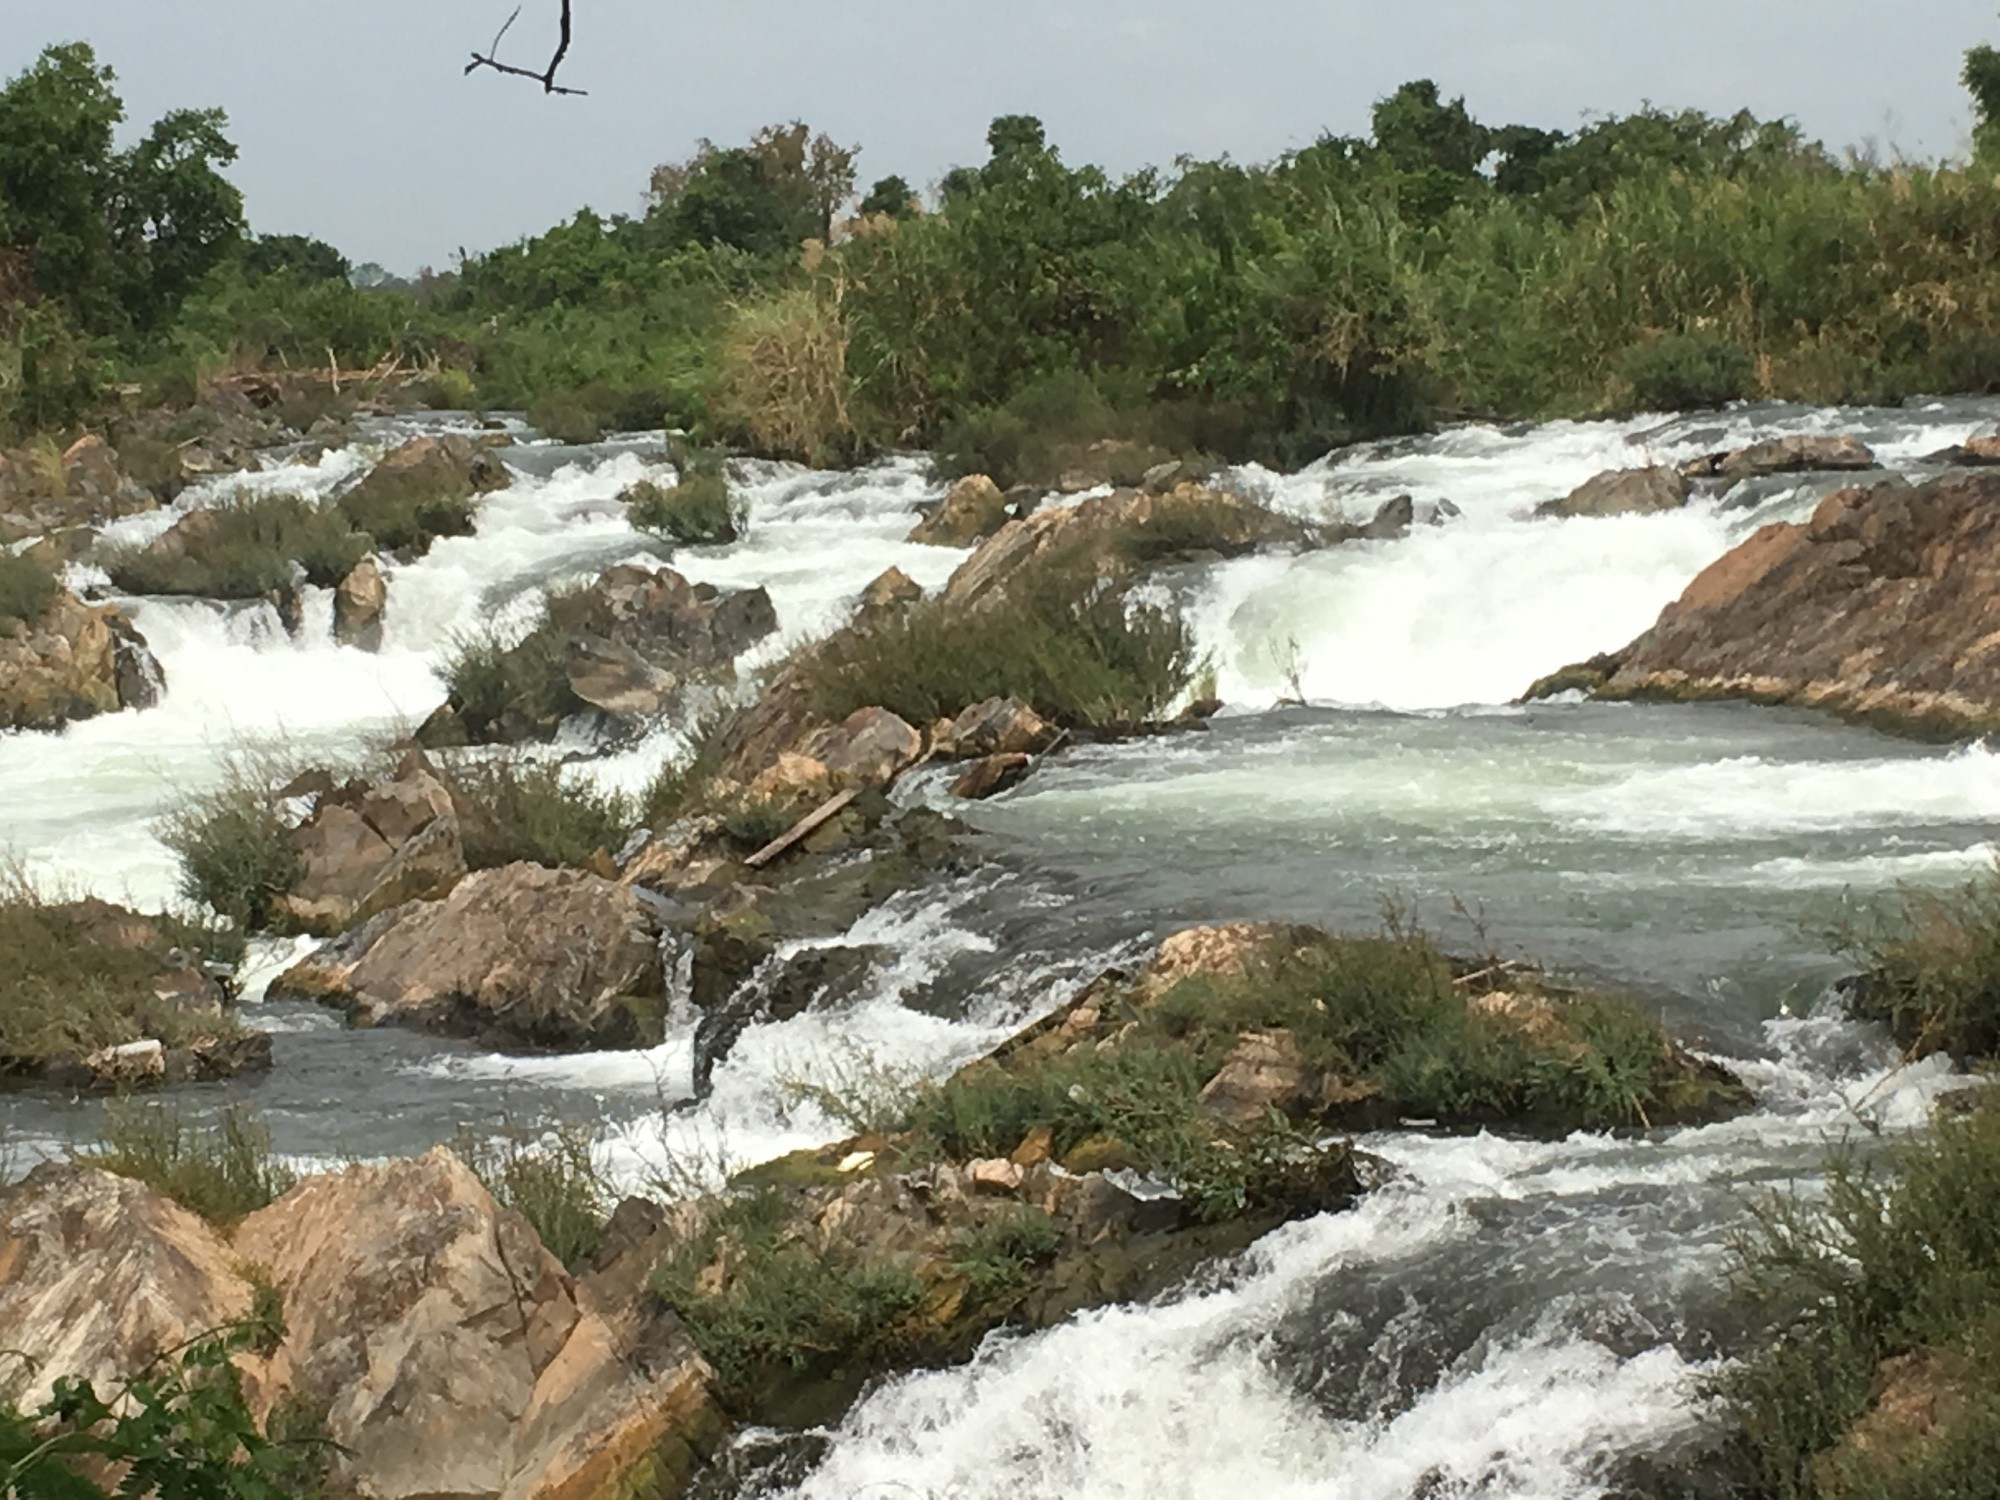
{"left": 909, "top": 474, "right": 1009, "bottom": 546}
{"left": 1199, "top": 1030, "right": 1308, "bottom": 1123}
{"left": 564, "top": 634, "right": 677, "bottom": 718}
{"left": 802, "top": 706, "right": 922, "bottom": 788}
{"left": 333, "top": 555, "right": 388, "bottom": 650}
{"left": 1687, "top": 432, "right": 1877, "bottom": 480}
{"left": 967, "top": 1158, "right": 1027, "bottom": 1194}
{"left": 271, "top": 759, "right": 466, "bottom": 936}
{"left": 749, "top": 752, "right": 834, "bottom": 804}
{"left": 274, "top": 863, "right": 666, "bottom": 1050}
{"left": 949, "top": 752, "right": 1033, "bottom": 800}
{"left": 859, "top": 565, "right": 923, "bottom": 612}
{"left": 1571, "top": 470, "right": 2000, "bottom": 736}
{"left": 0, "top": 589, "right": 161, "bottom": 731}
{"left": 947, "top": 695, "right": 1053, "bottom": 757}
{"left": 1536, "top": 466, "right": 1690, "bottom": 519}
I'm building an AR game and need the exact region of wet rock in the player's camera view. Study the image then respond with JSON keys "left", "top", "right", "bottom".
{"left": 0, "top": 589, "right": 162, "bottom": 731}
{"left": 332, "top": 555, "right": 387, "bottom": 650}
{"left": 1533, "top": 470, "right": 2000, "bottom": 737}
{"left": 336, "top": 433, "right": 482, "bottom": 553}
{"left": 274, "top": 863, "right": 666, "bottom": 1050}
{"left": 1928, "top": 432, "right": 2000, "bottom": 466}
{"left": 565, "top": 634, "right": 677, "bottom": 718}
{"left": 945, "top": 695, "right": 1054, "bottom": 758}
{"left": 801, "top": 706, "right": 922, "bottom": 788}
{"left": 858, "top": 565, "right": 922, "bottom": 613}
{"left": 564, "top": 564, "right": 777, "bottom": 685}
{"left": 909, "top": 474, "right": 1008, "bottom": 546}
{"left": 1536, "top": 466, "right": 1690, "bottom": 519}
{"left": 1684, "top": 433, "right": 1877, "bottom": 480}
{"left": 270, "top": 757, "right": 466, "bottom": 936}
{"left": 1359, "top": 493, "right": 1416, "bottom": 539}
{"left": 949, "top": 752, "right": 1033, "bottom": 800}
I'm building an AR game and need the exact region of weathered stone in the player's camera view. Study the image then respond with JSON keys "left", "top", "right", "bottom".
{"left": 1536, "top": 466, "right": 1690, "bottom": 519}
{"left": 1199, "top": 1029, "right": 1309, "bottom": 1123}
{"left": 749, "top": 752, "right": 834, "bottom": 804}
{"left": 333, "top": 555, "right": 388, "bottom": 650}
{"left": 271, "top": 759, "right": 466, "bottom": 936}
{"left": 858, "top": 565, "right": 922, "bottom": 613}
{"left": 0, "top": 589, "right": 161, "bottom": 732}
{"left": 910, "top": 474, "right": 1009, "bottom": 546}
{"left": 1359, "top": 493, "right": 1416, "bottom": 539}
{"left": 967, "top": 1158, "right": 1026, "bottom": 1194}
{"left": 565, "top": 634, "right": 676, "bottom": 718}
{"left": 947, "top": 695, "right": 1053, "bottom": 758}
{"left": 949, "top": 752, "right": 1033, "bottom": 800}
{"left": 274, "top": 863, "right": 666, "bottom": 1050}
{"left": 1684, "top": 433, "right": 1877, "bottom": 480}
{"left": 1543, "top": 471, "right": 2000, "bottom": 737}
{"left": 802, "top": 706, "right": 922, "bottom": 788}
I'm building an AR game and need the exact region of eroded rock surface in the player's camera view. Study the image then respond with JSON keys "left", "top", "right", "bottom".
{"left": 0, "top": 589, "right": 163, "bottom": 732}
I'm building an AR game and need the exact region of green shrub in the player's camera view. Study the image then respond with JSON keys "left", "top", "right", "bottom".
{"left": 949, "top": 1207, "right": 1062, "bottom": 1301}
{"left": 1723, "top": 1097, "right": 2000, "bottom": 1499}
{"left": 438, "top": 622, "right": 582, "bottom": 743}
{"left": 157, "top": 762, "right": 303, "bottom": 930}
{"left": 623, "top": 469, "right": 743, "bottom": 546}
{"left": 527, "top": 382, "right": 670, "bottom": 444}
{"left": 100, "top": 494, "right": 368, "bottom": 599}
{"left": 459, "top": 1121, "right": 613, "bottom": 1267}
{"left": 0, "top": 550, "right": 58, "bottom": 633}
{"left": 798, "top": 562, "right": 1198, "bottom": 731}
{"left": 1832, "top": 867, "right": 2000, "bottom": 1062}
{"left": 650, "top": 1186, "right": 926, "bottom": 1398}
{"left": 1616, "top": 331, "right": 1757, "bottom": 411}
{"left": 76, "top": 1102, "right": 296, "bottom": 1226}
{"left": 335, "top": 462, "right": 475, "bottom": 556}
{"left": 0, "top": 887, "right": 241, "bottom": 1066}
{"left": 441, "top": 755, "right": 636, "bottom": 870}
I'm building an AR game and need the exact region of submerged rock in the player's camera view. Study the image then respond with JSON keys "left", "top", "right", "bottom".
{"left": 1524, "top": 470, "right": 2000, "bottom": 737}
{"left": 0, "top": 589, "right": 163, "bottom": 732}
{"left": 273, "top": 862, "right": 666, "bottom": 1050}
{"left": 1536, "top": 466, "right": 1690, "bottom": 519}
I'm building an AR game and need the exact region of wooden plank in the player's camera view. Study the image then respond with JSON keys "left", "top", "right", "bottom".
{"left": 742, "top": 788, "right": 858, "bottom": 870}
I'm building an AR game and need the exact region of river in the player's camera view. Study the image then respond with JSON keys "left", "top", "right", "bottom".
{"left": 3, "top": 398, "right": 1994, "bottom": 1497}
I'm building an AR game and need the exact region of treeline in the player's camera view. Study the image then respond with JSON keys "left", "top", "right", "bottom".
{"left": 10, "top": 40, "right": 2000, "bottom": 468}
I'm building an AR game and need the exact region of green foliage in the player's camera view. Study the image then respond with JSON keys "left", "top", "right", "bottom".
{"left": 799, "top": 561, "right": 1197, "bottom": 731}
{"left": 0, "top": 1326, "right": 333, "bottom": 1499}
{"left": 949, "top": 1207, "right": 1062, "bottom": 1301}
{"left": 1968, "top": 45, "right": 2000, "bottom": 160}
{"left": 1617, "top": 331, "right": 1756, "bottom": 411}
{"left": 858, "top": 175, "right": 917, "bottom": 218}
{"left": 1723, "top": 1098, "right": 2000, "bottom": 1499}
{"left": 0, "top": 885, "right": 241, "bottom": 1066}
{"left": 157, "top": 760, "right": 302, "bottom": 930}
{"left": 100, "top": 494, "right": 367, "bottom": 599}
{"left": 0, "top": 550, "right": 58, "bottom": 633}
{"left": 439, "top": 618, "right": 581, "bottom": 744}
{"left": 650, "top": 1186, "right": 926, "bottom": 1399}
{"left": 647, "top": 122, "right": 858, "bottom": 255}
{"left": 442, "top": 754, "right": 636, "bottom": 870}
{"left": 335, "top": 456, "right": 474, "bottom": 556}
{"left": 1832, "top": 866, "right": 2000, "bottom": 1062}
{"left": 459, "top": 1121, "right": 613, "bottom": 1268}
{"left": 77, "top": 1102, "right": 296, "bottom": 1226}
{"left": 623, "top": 469, "right": 742, "bottom": 546}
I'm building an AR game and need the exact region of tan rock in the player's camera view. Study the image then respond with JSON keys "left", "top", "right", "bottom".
{"left": 1199, "top": 1030, "right": 1308, "bottom": 1123}
{"left": 564, "top": 634, "right": 676, "bottom": 718}
{"left": 1010, "top": 1125, "right": 1055, "bottom": 1168}
{"left": 949, "top": 752, "right": 1033, "bottom": 800}
{"left": 333, "top": 555, "right": 388, "bottom": 650}
{"left": 802, "top": 706, "right": 922, "bottom": 788}
{"left": 271, "top": 759, "right": 466, "bottom": 936}
{"left": 967, "top": 1158, "right": 1026, "bottom": 1194}
{"left": 859, "top": 565, "right": 923, "bottom": 612}
{"left": 909, "top": 474, "right": 1009, "bottom": 546}
{"left": 275, "top": 863, "right": 666, "bottom": 1050}
{"left": 1536, "top": 466, "right": 1689, "bottom": 519}
{"left": 1690, "top": 432, "right": 1877, "bottom": 480}
{"left": 0, "top": 589, "right": 161, "bottom": 732}
{"left": 749, "top": 752, "right": 833, "bottom": 803}
{"left": 1146, "top": 923, "right": 1288, "bottom": 990}
{"left": 947, "top": 695, "right": 1053, "bottom": 757}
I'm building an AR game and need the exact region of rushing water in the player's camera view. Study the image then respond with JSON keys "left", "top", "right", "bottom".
{"left": 4, "top": 399, "right": 1997, "bottom": 1497}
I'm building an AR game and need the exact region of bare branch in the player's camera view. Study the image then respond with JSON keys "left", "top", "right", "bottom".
{"left": 465, "top": 0, "right": 587, "bottom": 96}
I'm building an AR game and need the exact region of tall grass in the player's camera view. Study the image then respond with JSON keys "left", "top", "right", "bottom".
{"left": 458, "top": 1120, "right": 614, "bottom": 1267}
{"left": 1831, "top": 865, "right": 2000, "bottom": 1062}
{"left": 0, "top": 551, "right": 58, "bottom": 634}
{"left": 100, "top": 495, "right": 368, "bottom": 599}
{"left": 443, "top": 755, "right": 637, "bottom": 871}
{"left": 712, "top": 285, "right": 856, "bottom": 465}
{"left": 76, "top": 1103, "right": 297, "bottom": 1227}
{"left": 156, "top": 759, "right": 303, "bottom": 931}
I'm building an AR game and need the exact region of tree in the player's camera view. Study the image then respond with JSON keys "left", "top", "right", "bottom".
{"left": 1370, "top": 80, "right": 1489, "bottom": 178}
{"left": 110, "top": 107, "right": 245, "bottom": 328}
{"left": 242, "top": 233, "right": 353, "bottom": 285}
{"left": 1967, "top": 42, "right": 2000, "bottom": 157}
{"left": 647, "top": 122, "right": 858, "bottom": 254}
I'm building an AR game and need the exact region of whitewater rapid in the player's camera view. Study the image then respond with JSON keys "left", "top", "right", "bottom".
{"left": 6, "top": 398, "right": 2000, "bottom": 1497}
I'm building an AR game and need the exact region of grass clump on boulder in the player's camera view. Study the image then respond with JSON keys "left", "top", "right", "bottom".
{"left": 157, "top": 762, "right": 303, "bottom": 932}
{"left": 1722, "top": 1095, "right": 2000, "bottom": 1500}
{"left": 1832, "top": 865, "right": 2000, "bottom": 1063}
{"left": 100, "top": 494, "right": 367, "bottom": 599}
{"left": 444, "top": 755, "right": 636, "bottom": 871}
{"left": 798, "top": 561, "right": 1198, "bottom": 731}
{"left": 0, "top": 551, "right": 58, "bottom": 634}
{"left": 459, "top": 1120, "right": 613, "bottom": 1268}
{"left": 75, "top": 1102, "right": 296, "bottom": 1227}
{"left": 436, "top": 621, "right": 583, "bottom": 744}
{"left": 623, "top": 465, "right": 743, "bottom": 548}
{"left": 334, "top": 436, "right": 482, "bottom": 555}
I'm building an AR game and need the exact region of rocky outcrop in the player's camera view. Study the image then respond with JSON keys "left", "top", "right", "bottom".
{"left": 0, "top": 589, "right": 164, "bottom": 731}
{"left": 0, "top": 435, "right": 156, "bottom": 538}
{"left": 858, "top": 565, "right": 922, "bottom": 614}
{"left": 272, "top": 863, "right": 666, "bottom": 1050}
{"left": 799, "top": 706, "right": 923, "bottom": 788}
{"left": 1537, "top": 466, "right": 1690, "bottom": 519}
{"left": 334, "top": 555, "right": 388, "bottom": 649}
{"left": 0, "top": 1151, "right": 727, "bottom": 1500}
{"left": 909, "top": 474, "right": 1010, "bottom": 546}
{"left": 270, "top": 756, "right": 467, "bottom": 936}
{"left": 336, "top": 433, "right": 507, "bottom": 555}
{"left": 1684, "top": 433, "right": 1877, "bottom": 481}
{"left": 1525, "top": 471, "right": 2000, "bottom": 737}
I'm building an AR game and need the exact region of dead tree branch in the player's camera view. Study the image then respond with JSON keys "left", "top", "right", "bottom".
{"left": 465, "top": 1, "right": 586, "bottom": 95}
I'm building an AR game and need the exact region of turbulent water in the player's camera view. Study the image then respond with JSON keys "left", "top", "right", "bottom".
{"left": 5, "top": 398, "right": 1999, "bottom": 1497}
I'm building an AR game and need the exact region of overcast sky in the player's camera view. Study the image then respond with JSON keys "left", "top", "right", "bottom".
{"left": 6, "top": 1, "right": 1995, "bottom": 272}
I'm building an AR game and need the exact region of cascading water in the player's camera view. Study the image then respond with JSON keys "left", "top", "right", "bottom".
{"left": 4, "top": 397, "right": 1998, "bottom": 1496}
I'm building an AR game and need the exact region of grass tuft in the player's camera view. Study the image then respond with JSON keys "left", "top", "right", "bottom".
{"left": 624, "top": 467, "right": 743, "bottom": 547}
{"left": 459, "top": 1120, "right": 614, "bottom": 1267}
{"left": 1832, "top": 866, "right": 2000, "bottom": 1063}
{"left": 76, "top": 1102, "right": 296, "bottom": 1227}
{"left": 444, "top": 755, "right": 636, "bottom": 871}
{"left": 0, "top": 551, "right": 59, "bottom": 634}
{"left": 157, "top": 760, "right": 303, "bottom": 931}
{"left": 100, "top": 494, "right": 368, "bottom": 599}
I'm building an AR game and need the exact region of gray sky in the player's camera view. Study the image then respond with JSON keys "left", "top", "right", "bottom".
{"left": 6, "top": 1, "right": 1995, "bottom": 272}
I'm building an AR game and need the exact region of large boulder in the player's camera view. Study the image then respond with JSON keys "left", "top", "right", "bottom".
{"left": 1685, "top": 433, "right": 1877, "bottom": 481}
{"left": 336, "top": 434, "right": 503, "bottom": 554}
{"left": 0, "top": 434, "right": 155, "bottom": 535}
{"left": 333, "top": 555, "right": 388, "bottom": 650}
{"left": 272, "top": 863, "right": 667, "bottom": 1050}
{"left": 909, "top": 474, "right": 1010, "bottom": 546}
{"left": 0, "top": 1154, "right": 727, "bottom": 1500}
{"left": 1536, "top": 466, "right": 1690, "bottom": 519}
{"left": 1528, "top": 472, "right": 2000, "bottom": 736}
{"left": 0, "top": 588, "right": 163, "bottom": 731}
{"left": 799, "top": 706, "right": 922, "bottom": 788}
{"left": 270, "top": 757, "right": 467, "bottom": 936}
{"left": 567, "top": 564, "right": 777, "bottom": 678}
